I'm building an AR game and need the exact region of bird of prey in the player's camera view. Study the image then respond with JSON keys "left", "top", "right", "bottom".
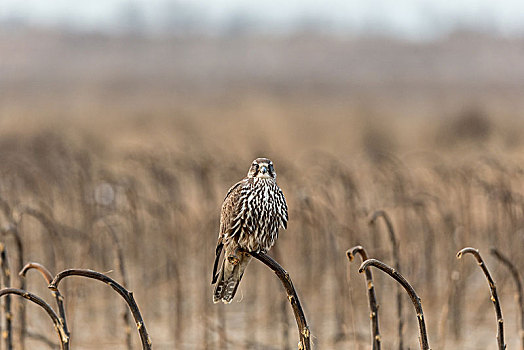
{"left": 212, "top": 158, "right": 288, "bottom": 303}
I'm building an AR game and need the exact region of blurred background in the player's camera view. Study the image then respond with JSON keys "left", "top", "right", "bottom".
{"left": 1, "top": 1, "right": 524, "bottom": 349}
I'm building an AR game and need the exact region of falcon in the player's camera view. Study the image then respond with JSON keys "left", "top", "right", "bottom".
{"left": 212, "top": 158, "right": 288, "bottom": 303}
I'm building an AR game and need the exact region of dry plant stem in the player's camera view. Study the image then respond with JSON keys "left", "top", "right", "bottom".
{"left": 98, "top": 220, "right": 132, "bottom": 350}
{"left": 457, "top": 247, "right": 506, "bottom": 350}
{"left": 359, "top": 259, "right": 430, "bottom": 350}
{"left": 369, "top": 210, "right": 403, "bottom": 350}
{"left": 490, "top": 248, "right": 524, "bottom": 350}
{"left": 19, "top": 262, "right": 70, "bottom": 340}
{"left": 17, "top": 206, "right": 60, "bottom": 274}
{"left": 249, "top": 252, "right": 311, "bottom": 350}
{"left": 1, "top": 225, "right": 26, "bottom": 350}
{"left": 49, "top": 269, "right": 152, "bottom": 350}
{"left": 347, "top": 246, "right": 381, "bottom": 350}
{"left": 0, "top": 288, "right": 69, "bottom": 350}
{"left": 0, "top": 243, "right": 13, "bottom": 350}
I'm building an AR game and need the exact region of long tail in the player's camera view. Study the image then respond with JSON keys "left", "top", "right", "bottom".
{"left": 213, "top": 253, "right": 251, "bottom": 304}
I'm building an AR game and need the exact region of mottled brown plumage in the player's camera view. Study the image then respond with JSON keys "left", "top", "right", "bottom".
{"left": 212, "top": 158, "right": 288, "bottom": 303}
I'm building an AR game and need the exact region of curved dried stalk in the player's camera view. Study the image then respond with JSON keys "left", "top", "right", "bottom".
{"left": 0, "top": 243, "right": 13, "bottom": 350}
{"left": 49, "top": 269, "right": 152, "bottom": 350}
{"left": 93, "top": 218, "right": 129, "bottom": 285}
{"left": 94, "top": 218, "right": 132, "bottom": 350}
{"left": 457, "top": 247, "right": 505, "bottom": 350}
{"left": 249, "top": 252, "right": 311, "bottom": 350}
{"left": 369, "top": 210, "right": 403, "bottom": 350}
{"left": 347, "top": 246, "right": 381, "bottom": 350}
{"left": 359, "top": 259, "right": 430, "bottom": 350}
{"left": 16, "top": 205, "right": 60, "bottom": 273}
{"left": 19, "top": 262, "right": 70, "bottom": 340}
{"left": 490, "top": 248, "right": 524, "bottom": 350}
{"left": 19, "top": 262, "right": 53, "bottom": 283}
{"left": 0, "top": 288, "right": 69, "bottom": 350}
{"left": 16, "top": 206, "right": 59, "bottom": 238}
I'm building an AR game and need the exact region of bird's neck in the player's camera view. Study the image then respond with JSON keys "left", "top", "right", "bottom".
{"left": 253, "top": 177, "right": 274, "bottom": 186}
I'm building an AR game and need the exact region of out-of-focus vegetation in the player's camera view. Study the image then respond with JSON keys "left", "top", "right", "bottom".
{"left": 1, "top": 29, "right": 524, "bottom": 349}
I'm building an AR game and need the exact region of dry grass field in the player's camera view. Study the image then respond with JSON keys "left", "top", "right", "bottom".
{"left": 1, "top": 28, "right": 524, "bottom": 349}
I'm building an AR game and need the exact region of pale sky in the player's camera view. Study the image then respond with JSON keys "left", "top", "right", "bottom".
{"left": 1, "top": 0, "right": 524, "bottom": 39}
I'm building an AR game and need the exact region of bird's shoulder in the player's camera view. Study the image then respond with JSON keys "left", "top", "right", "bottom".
{"left": 223, "top": 178, "right": 249, "bottom": 203}
{"left": 221, "top": 178, "right": 249, "bottom": 216}
{"left": 219, "top": 178, "right": 249, "bottom": 236}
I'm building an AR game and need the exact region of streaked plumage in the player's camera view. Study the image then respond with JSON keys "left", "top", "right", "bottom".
{"left": 212, "top": 158, "right": 288, "bottom": 303}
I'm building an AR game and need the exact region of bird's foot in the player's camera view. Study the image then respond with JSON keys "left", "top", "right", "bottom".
{"left": 227, "top": 255, "right": 240, "bottom": 265}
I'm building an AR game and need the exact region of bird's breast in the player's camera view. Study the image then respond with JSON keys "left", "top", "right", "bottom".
{"left": 236, "top": 180, "right": 282, "bottom": 252}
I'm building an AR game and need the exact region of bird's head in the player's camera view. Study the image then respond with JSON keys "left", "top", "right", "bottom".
{"left": 247, "top": 158, "right": 276, "bottom": 179}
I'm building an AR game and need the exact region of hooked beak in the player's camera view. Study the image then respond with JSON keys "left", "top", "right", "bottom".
{"left": 257, "top": 165, "right": 271, "bottom": 178}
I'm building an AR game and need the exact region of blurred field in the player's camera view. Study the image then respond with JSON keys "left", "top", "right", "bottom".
{"left": 1, "top": 28, "right": 524, "bottom": 349}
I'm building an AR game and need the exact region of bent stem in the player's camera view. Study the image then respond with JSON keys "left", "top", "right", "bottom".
{"left": 16, "top": 205, "right": 61, "bottom": 274}
{"left": 490, "top": 248, "right": 524, "bottom": 350}
{"left": 94, "top": 218, "right": 132, "bottom": 350}
{"left": 0, "top": 288, "right": 69, "bottom": 350}
{"left": 249, "top": 252, "right": 311, "bottom": 350}
{"left": 369, "top": 210, "right": 403, "bottom": 350}
{"left": 19, "top": 262, "right": 70, "bottom": 340}
{"left": 359, "top": 259, "right": 430, "bottom": 350}
{"left": 49, "top": 269, "right": 152, "bottom": 350}
{"left": 347, "top": 246, "right": 381, "bottom": 350}
{"left": 457, "top": 247, "right": 506, "bottom": 350}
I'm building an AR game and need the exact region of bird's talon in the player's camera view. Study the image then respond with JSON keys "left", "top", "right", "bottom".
{"left": 228, "top": 256, "right": 240, "bottom": 265}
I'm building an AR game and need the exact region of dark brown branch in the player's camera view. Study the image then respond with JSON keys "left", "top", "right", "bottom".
{"left": 457, "top": 247, "right": 506, "bottom": 350}
{"left": 19, "top": 262, "right": 70, "bottom": 340}
{"left": 369, "top": 210, "right": 403, "bottom": 350}
{"left": 359, "top": 259, "right": 430, "bottom": 350}
{"left": 347, "top": 246, "right": 381, "bottom": 350}
{"left": 49, "top": 269, "right": 152, "bottom": 350}
{"left": 0, "top": 288, "right": 69, "bottom": 350}
{"left": 249, "top": 252, "right": 311, "bottom": 350}
{"left": 0, "top": 243, "right": 13, "bottom": 350}
{"left": 490, "top": 248, "right": 524, "bottom": 350}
